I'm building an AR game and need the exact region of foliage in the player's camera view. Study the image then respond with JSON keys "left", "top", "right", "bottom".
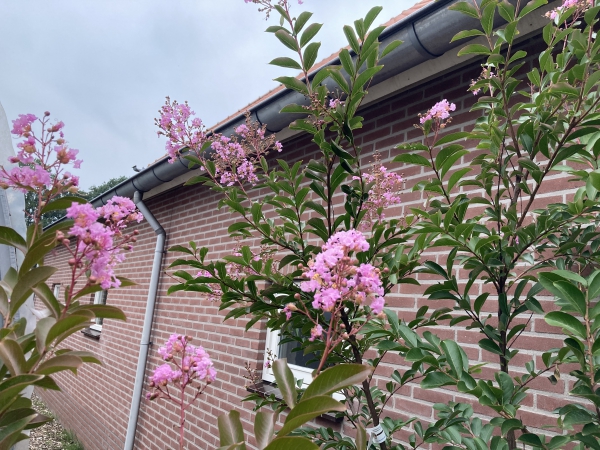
{"left": 160, "top": 0, "right": 600, "bottom": 448}
{"left": 24, "top": 175, "right": 127, "bottom": 227}
{"left": 0, "top": 113, "right": 136, "bottom": 448}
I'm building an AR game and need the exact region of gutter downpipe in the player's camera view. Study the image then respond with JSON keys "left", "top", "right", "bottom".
{"left": 124, "top": 191, "right": 166, "bottom": 450}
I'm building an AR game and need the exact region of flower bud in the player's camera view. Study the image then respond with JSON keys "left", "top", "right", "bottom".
{"left": 62, "top": 238, "right": 70, "bottom": 246}
{"left": 294, "top": 293, "right": 300, "bottom": 300}
{"left": 133, "top": 229, "right": 140, "bottom": 235}
{"left": 68, "top": 186, "right": 79, "bottom": 194}
{"left": 44, "top": 111, "right": 50, "bottom": 117}
{"left": 286, "top": 303, "right": 298, "bottom": 312}
{"left": 342, "top": 332, "right": 349, "bottom": 339}
{"left": 186, "top": 335, "right": 193, "bottom": 342}
{"left": 68, "top": 258, "right": 76, "bottom": 266}
{"left": 56, "top": 138, "right": 65, "bottom": 145}
{"left": 89, "top": 276, "right": 98, "bottom": 284}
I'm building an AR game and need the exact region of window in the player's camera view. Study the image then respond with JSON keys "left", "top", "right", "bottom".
{"left": 90, "top": 290, "right": 107, "bottom": 332}
{"left": 263, "top": 326, "right": 319, "bottom": 386}
{"left": 52, "top": 283, "right": 61, "bottom": 299}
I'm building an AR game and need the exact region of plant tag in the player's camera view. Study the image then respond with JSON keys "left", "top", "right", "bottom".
{"left": 366, "top": 424, "right": 387, "bottom": 444}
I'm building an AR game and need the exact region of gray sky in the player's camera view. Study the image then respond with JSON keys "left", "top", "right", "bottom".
{"left": 0, "top": 0, "right": 415, "bottom": 189}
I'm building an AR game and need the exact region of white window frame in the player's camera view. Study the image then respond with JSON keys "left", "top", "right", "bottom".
{"left": 262, "top": 327, "right": 316, "bottom": 387}
{"left": 90, "top": 290, "right": 107, "bottom": 332}
{"left": 52, "top": 284, "right": 61, "bottom": 299}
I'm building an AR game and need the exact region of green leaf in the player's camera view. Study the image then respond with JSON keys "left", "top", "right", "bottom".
{"left": 303, "top": 42, "right": 321, "bottom": 71}
{"left": 380, "top": 40, "right": 402, "bottom": 59}
{"left": 302, "top": 364, "right": 372, "bottom": 400}
{"left": 277, "top": 396, "right": 345, "bottom": 437}
{"left": 502, "top": 419, "right": 523, "bottom": 436}
{"left": 363, "top": 6, "right": 383, "bottom": 32}
{"left": 0, "top": 412, "right": 36, "bottom": 447}
{"left": 549, "top": 82, "right": 579, "bottom": 97}
{"left": 274, "top": 77, "right": 308, "bottom": 95}
{"left": 343, "top": 25, "right": 360, "bottom": 53}
{"left": 481, "top": 2, "right": 495, "bottom": 36}
{"left": 45, "top": 315, "right": 93, "bottom": 347}
{"left": 441, "top": 340, "right": 468, "bottom": 377}
{"left": 269, "top": 57, "right": 302, "bottom": 70}
{"left": 10, "top": 266, "right": 56, "bottom": 318}
{"left": 41, "top": 196, "right": 87, "bottom": 214}
{"left": 300, "top": 23, "right": 322, "bottom": 47}
{"left": 331, "top": 142, "right": 353, "bottom": 160}
{"left": 435, "top": 132, "right": 471, "bottom": 146}
{"left": 451, "top": 29, "right": 486, "bottom": 42}
{"left": 35, "top": 354, "right": 82, "bottom": 375}
{"left": 449, "top": 1, "right": 479, "bottom": 18}
{"left": 355, "top": 423, "right": 368, "bottom": 450}
{"left": 35, "top": 317, "right": 56, "bottom": 353}
{"left": 69, "top": 304, "right": 126, "bottom": 321}
{"left": 0, "top": 226, "right": 26, "bottom": 254}
{"left": 448, "top": 167, "right": 472, "bottom": 192}
{"left": 264, "top": 437, "right": 318, "bottom": 450}
{"left": 275, "top": 30, "right": 299, "bottom": 52}
{"left": 218, "top": 410, "right": 246, "bottom": 447}
{"left": 254, "top": 410, "right": 275, "bottom": 450}
{"left": 30, "top": 284, "right": 61, "bottom": 319}
{"left": 0, "top": 339, "right": 26, "bottom": 375}
{"left": 545, "top": 311, "right": 587, "bottom": 338}
{"left": 272, "top": 359, "right": 298, "bottom": 408}
{"left": 421, "top": 372, "right": 455, "bottom": 389}
{"left": 294, "top": 11, "right": 313, "bottom": 34}
{"left": 393, "top": 154, "right": 432, "bottom": 167}
{"left": 458, "top": 44, "right": 491, "bottom": 56}
{"left": 339, "top": 49, "right": 355, "bottom": 78}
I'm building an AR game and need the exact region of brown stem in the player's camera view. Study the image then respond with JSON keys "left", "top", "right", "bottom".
{"left": 340, "top": 310, "right": 388, "bottom": 450}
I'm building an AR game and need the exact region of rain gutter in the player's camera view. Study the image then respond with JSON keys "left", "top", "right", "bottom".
{"left": 89, "top": 0, "right": 531, "bottom": 209}
{"left": 124, "top": 190, "right": 166, "bottom": 450}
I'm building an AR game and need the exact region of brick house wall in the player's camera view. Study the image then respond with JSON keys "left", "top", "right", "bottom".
{"left": 39, "top": 31, "right": 576, "bottom": 449}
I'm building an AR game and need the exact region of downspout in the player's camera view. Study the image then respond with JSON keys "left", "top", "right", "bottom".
{"left": 124, "top": 190, "right": 166, "bottom": 450}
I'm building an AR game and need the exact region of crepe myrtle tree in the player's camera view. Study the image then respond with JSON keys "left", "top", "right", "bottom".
{"left": 161, "top": 0, "right": 600, "bottom": 448}
{"left": 159, "top": 2, "right": 454, "bottom": 448}
{"left": 0, "top": 113, "right": 140, "bottom": 448}
{"left": 388, "top": 0, "right": 600, "bottom": 447}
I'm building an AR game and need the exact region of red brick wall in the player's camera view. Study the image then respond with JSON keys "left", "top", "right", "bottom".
{"left": 40, "top": 32, "right": 574, "bottom": 449}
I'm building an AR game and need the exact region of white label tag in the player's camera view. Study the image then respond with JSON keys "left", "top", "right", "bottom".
{"left": 366, "top": 424, "right": 387, "bottom": 444}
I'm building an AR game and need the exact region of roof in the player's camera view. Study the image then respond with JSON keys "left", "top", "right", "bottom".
{"left": 209, "top": 0, "right": 434, "bottom": 133}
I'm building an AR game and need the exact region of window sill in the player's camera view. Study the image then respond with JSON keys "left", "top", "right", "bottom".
{"left": 81, "top": 327, "right": 101, "bottom": 340}
{"left": 246, "top": 382, "right": 343, "bottom": 423}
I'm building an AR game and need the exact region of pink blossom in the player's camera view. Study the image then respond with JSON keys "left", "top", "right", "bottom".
{"left": 355, "top": 163, "right": 403, "bottom": 229}
{"left": 11, "top": 114, "right": 37, "bottom": 136}
{"left": 301, "top": 229, "right": 385, "bottom": 318}
{"left": 419, "top": 99, "right": 456, "bottom": 124}
{"left": 157, "top": 98, "right": 280, "bottom": 187}
{"left": 309, "top": 324, "right": 323, "bottom": 341}
{"left": 66, "top": 200, "right": 141, "bottom": 289}
{"left": 150, "top": 363, "right": 182, "bottom": 385}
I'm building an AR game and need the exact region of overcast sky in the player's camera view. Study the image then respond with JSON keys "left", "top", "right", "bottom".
{"left": 0, "top": 0, "right": 415, "bottom": 189}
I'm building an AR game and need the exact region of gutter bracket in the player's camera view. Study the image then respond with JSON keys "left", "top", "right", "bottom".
{"left": 408, "top": 22, "right": 445, "bottom": 59}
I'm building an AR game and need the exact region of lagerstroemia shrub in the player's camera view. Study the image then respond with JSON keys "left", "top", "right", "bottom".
{"left": 156, "top": 0, "right": 600, "bottom": 448}
{"left": 0, "top": 113, "right": 139, "bottom": 448}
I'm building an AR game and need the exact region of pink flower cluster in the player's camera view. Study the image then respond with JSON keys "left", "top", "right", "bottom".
{"left": 545, "top": 0, "right": 592, "bottom": 19}
{"left": 65, "top": 197, "right": 142, "bottom": 289}
{"left": 354, "top": 162, "right": 403, "bottom": 229}
{"left": 419, "top": 99, "right": 456, "bottom": 124}
{"left": 195, "top": 270, "right": 223, "bottom": 302}
{"left": 300, "top": 230, "right": 385, "bottom": 333}
{"left": 149, "top": 334, "right": 216, "bottom": 390}
{"left": 0, "top": 112, "right": 81, "bottom": 194}
{"left": 156, "top": 98, "right": 282, "bottom": 188}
